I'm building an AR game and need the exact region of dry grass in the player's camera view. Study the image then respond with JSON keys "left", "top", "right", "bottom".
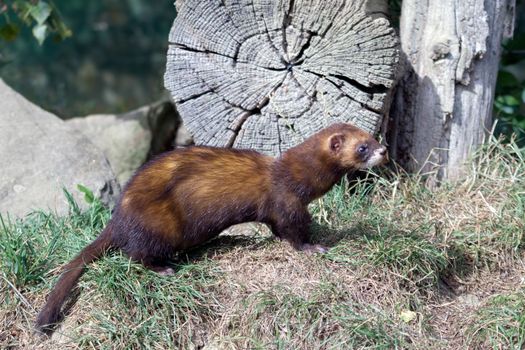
{"left": 1, "top": 134, "right": 524, "bottom": 349}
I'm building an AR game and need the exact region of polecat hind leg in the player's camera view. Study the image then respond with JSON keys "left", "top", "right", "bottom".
{"left": 125, "top": 248, "right": 176, "bottom": 276}
{"left": 146, "top": 264, "right": 175, "bottom": 276}
{"left": 139, "top": 257, "right": 175, "bottom": 276}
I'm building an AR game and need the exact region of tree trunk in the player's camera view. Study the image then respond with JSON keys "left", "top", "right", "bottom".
{"left": 388, "top": 0, "right": 516, "bottom": 183}
{"left": 165, "top": 0, "right": 399, "bottom": 155}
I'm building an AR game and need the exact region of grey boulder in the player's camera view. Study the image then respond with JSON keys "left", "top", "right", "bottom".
{"left": 0, "top": 79, "right": 120, "bottom": 218}
{"left": 66, "top": 100, "right": 190, "bottom": 185}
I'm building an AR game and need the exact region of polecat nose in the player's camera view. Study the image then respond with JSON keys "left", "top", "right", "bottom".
{"left": 378, "top": 146, "right": 387, "bottom": 156}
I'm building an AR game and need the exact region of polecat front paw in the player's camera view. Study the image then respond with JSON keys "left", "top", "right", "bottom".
{"left": 300, "top": 243, "right": 328, "bottom": 254}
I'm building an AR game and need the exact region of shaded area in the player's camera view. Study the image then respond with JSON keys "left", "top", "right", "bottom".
{"left": 0, "top": 0, "right": 175, "bottom": 117}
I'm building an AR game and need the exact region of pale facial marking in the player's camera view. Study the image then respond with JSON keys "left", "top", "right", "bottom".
{"left": 362, "top": 146, "right": 387, "bottom": 169}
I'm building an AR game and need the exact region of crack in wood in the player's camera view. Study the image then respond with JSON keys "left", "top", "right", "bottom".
{"left": 328, "top": 74, "right": 389, "bottom": 95}
{"left": 225, "top": 71, "right": 289, "bottom": 147}
{"left": 177, "top": 89, "right": 213, "bottom": 104}
{"left": 333, "top": 92, "right": 383, "bottom": 115}
{"left": 276, "top": 116, "right": 283, "bottom": 155}
{"left": 302, "top": 67, "right": 388, "bottom": 97}
{"left": 312, "top": 71, "right": 385, "bottom": 114}
{"left": 170, "top": 42, "right": 286, "bottom": 72}
{"left": 281, "top": 0, "right": 296, "bottom": 61}
{"left": 290, "top": 30, "right": 315, "bottom": 65}
{"left": 166, "top": 0, "right": 398, "bottom": 154}
{"left": 169, "top": 43, "right": 236, "bottom": 60}
{"left": 225, "top": 109, "right": 258, "bottom": 147}
{"left": 288, "top": 71, "right": 316, "bottom": 108}
{"left": 250, "top": 1, "right": 287, "bottom": 65}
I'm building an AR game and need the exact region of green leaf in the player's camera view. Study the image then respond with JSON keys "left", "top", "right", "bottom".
{"left": 495, "top": 104, "right": 516, "bottom": 115}
{"left": 0, "top": 23, "right": 20, "bottom": 42}
{"left": 51, "top": 17, "right": 72, "bottom": 40}
{"left": 29, "top": 1, "right": 52, "bottom": 25}
{"left": 63, "top": 188, "right": 81, "bottom": 215}
{"left": 495, "top": 96, "right": 518, "bottom": 115}
{"left": 399, "top": 310, "right": 417, "bottom": 323}
{"left": 32, "top": 23, "right": 47, "bottom": 45}
{"left": 521, "top": 89, "right": 525, "bottom": 104}
{"left": 77, "top": 184, "right": 95, "bottom": 204}
{"left": 502, "top": 95, "right": 520, "bottom": 106}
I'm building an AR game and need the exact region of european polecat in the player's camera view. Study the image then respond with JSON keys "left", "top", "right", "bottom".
{"left": 35, "top": 123, "right": 387, "bottom": 333}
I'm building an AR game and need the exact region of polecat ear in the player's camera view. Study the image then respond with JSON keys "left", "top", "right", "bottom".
{"left": 329, "top": 133, "right": 345, "bottom": 153}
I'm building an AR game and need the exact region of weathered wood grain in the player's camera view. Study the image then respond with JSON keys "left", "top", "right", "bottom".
{"left": 388, "top": 0, "right": 516, "bottom": 182}
{"left": 165, "top": 0, "right": 399, "bottom": 155}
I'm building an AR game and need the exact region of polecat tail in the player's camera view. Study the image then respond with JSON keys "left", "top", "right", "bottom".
{"left": 35, "top": 225, "right": 113, "bottom": 334}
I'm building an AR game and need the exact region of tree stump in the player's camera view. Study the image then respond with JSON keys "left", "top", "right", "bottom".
{"left": 388, "top": 0, "right": 515, "bottom": 182}
{"left": 165, "top": 0, "right": 399, "bottom": 155}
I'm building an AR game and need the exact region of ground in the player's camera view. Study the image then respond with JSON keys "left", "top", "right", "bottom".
{"left": 1, "top": 136, "right": 524, "bottom": 349}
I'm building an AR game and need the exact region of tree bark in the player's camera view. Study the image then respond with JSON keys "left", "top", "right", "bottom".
{"left": 165, "top": 0, "right": 399, "bottom": 155}
{"left": 388, "top": 0, "right": 516, "bottom": 183}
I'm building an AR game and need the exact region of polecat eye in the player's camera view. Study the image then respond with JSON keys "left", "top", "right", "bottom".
{"left": 357, "top": 144, "right": 368, "bottom": 154}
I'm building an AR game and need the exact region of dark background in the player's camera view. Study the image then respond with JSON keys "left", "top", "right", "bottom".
{"left": 0, "top": 0, "right": 174, "bottom": 118}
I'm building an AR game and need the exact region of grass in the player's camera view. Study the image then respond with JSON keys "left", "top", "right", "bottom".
{"left": 1, "top": 134, "right": 524, "bottom": 349}
{"left": 222, "top": 285, "right": 405, "bottom": 349}
{"left": 466, "top": 289, "right": 525, "bottom": 350}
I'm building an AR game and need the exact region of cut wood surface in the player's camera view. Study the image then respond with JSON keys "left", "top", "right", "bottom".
{"left": 165, "top": 0, "right": 398, "bottom": 155}
{"left": 388, "top": 0, "right": 516, "bottom": 181}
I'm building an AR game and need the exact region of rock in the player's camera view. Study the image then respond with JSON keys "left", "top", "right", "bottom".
{"left": 0, "top": 79, "right": 120, "bottom": 218}
{"left": 457, "top": 294, "right": 481, "bottom": 308}
{"left": 221, "top": 223, "right": 270, "bottom": 237}
{"left": 66, "top": 100, "right": 190, "bottom": 185}
{"left": 67, "top": 107, "right": 152, "bottom": 185}
{"left": 175, "top": 122, "right": 194, "bottom": 147}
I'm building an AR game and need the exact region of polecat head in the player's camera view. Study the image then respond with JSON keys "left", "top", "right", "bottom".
{"left": 326, "top": 124, "right": 388, "bottom": 170}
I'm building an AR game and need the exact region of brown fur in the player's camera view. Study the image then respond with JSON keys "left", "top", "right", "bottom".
{"left": 35, "top": 123, "right": 387, "bottom": 333}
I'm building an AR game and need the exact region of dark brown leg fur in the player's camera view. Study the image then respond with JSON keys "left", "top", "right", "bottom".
{"left": 124, "top": 250, "right": 175, "bottom": 275}
{"left": 272, "top": 208, "right": 328, "bottom": 254}
{"left": 140, "top": 257, "right": 175, "bottom": 276}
